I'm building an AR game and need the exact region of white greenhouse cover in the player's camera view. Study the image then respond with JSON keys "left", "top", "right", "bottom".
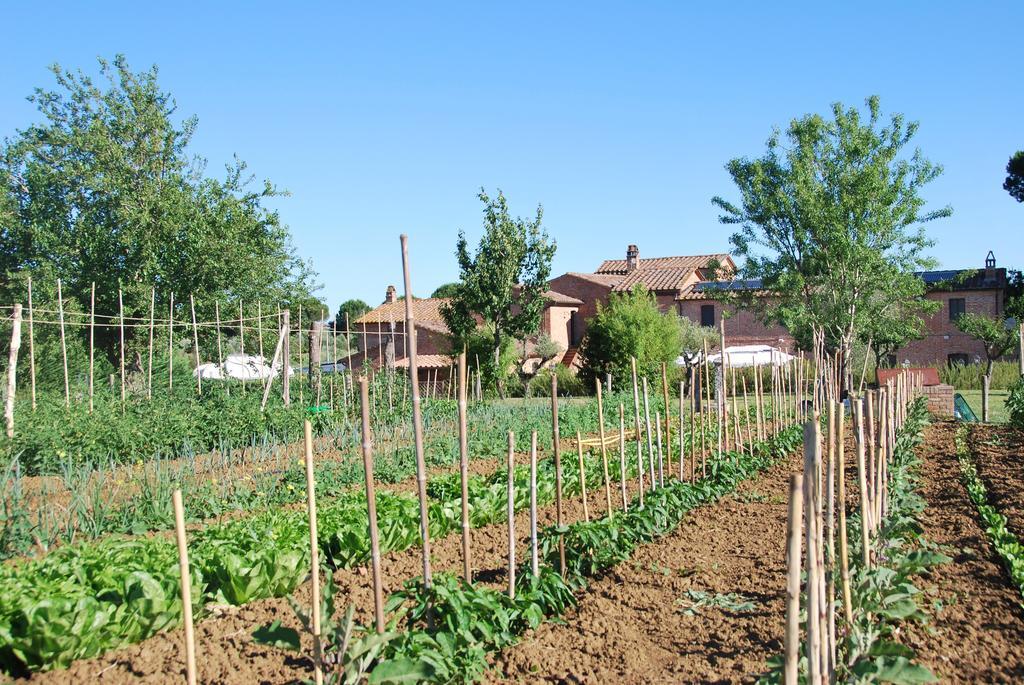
{"left": 677, "top": 344, "right": 795, "bottom": 368}
{"left": 194, "top": 353, "right": 295, "bottom": 381}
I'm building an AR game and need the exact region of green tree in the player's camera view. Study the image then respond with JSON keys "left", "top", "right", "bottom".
{"left": 430, "top": 282, "right": 461, "bottom": 299}
{"left": 712, "top": 96, "right": 949, "bottom": 391}
{"left": 1005, "top": 151, "right": 1024, "bottom": 202}
{"left": 441, "top": 189, "right": 556, "bottom": 396}
{"left": 956, "top": 307, "right": 1020, "bottom": 419}
{"left": 334, "top": 299, "right": 370, "bottom": 330}
{"left": 0, "top": 56, "right": 317, "bottom": 372}
{"left": 579, "top": 286, "right": 683, "bottom": 388}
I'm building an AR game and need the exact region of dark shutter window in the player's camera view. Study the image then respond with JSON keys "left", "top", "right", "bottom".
{"left": 700, "top": 304, "right": 715, "bottom": 327}
{"left": 949, "top": 298, "right": 966, "bottom": 322}
{"left": 948, "top": 353, "right": 969, "bottom": 366}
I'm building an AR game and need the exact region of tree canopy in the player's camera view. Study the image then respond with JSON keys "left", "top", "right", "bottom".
{"left": 579, "top": 285, "right": 683, "bottom": 387}
{"left": 0, "top": 56, "right": 318, "bottom": 365}
{"left": 430, "top": 282, "right": 461, "bottom": 299}
{"left": 334, "top": 299, "right": 370, "bottom": 329}
{"left": 1005, "top": 151, "right": 1024, "bottom": 203}
{"left": 712, "top": 96, "right": 949, "bottom": 389}
{"left": 441, "top": 189, "right": 556, "bottom": 395}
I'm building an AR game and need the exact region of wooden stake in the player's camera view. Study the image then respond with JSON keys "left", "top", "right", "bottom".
{"left": 119, "top": 289, "right": 127, "bottom": 407}
{"left": 837, "top": 401, "right": 853, "bottom": 626}
{"left": 457, "top": 352, "right": 472, "bottom": 581}
{"left": 168, "top": 292, "right": 174, "bottom": 391}
{"left": 26, "top": 278, "right": 36, "bottom": 410}
{"left": 551, "top": 372, "right": 566, "bottom": 576}
{"left": 190, "top": 294, "right": 201, "bottom": 395}
{"left": 595, "top": 379, "right": 613, "bottom": 514}
{"left": 630, "top": 357, "right": 645, "bottom": 503}
{"left": 826, "top": 402, "right": 837, "bottom": 678}
{"left": 172, "top": 490, "right": 197, "bottom": 685}
{"left": 89, "top": 283, "right": 95, "bottom": 412}
{"left": 359, "top": 377, "right": 386, "bottom": 633}
{"left": 655, "top": 410, "right": 665, "bottom": 487}
{"left": 804, "top": 421, "right": 822, "bottom": 685}
{"left": 282, "top": 309, "right": 291, "bottom": 406}
{"left": 784, "top": 473, "right": 804, "bottom": 685}
{"left": 662, "top": 362, "right": 672, "bottom": 478}
{"left": 530, "top": 431, "right": 539, "bottom": 576}
{"left": 618, "top": 404, "right": 628, "bottom": 510}
{"left": 679, "top": 381, "right": 686, "bottom": 481}
{"left": 4, "top": 304, "right": 21, "bottom": 438}
{"left": 507, "top": 430, "right": 516, "bottom": 599}
{"left": 854, "top": 399, "right": 871, "bottom": 567}
{"left": 642, "top": 377, "right": 656, "bottom": 490}
{"left": 56, "top": 279, "right": 69, "bottom": 406}
{"left": 400, "top": 234, "right": 433, "bottom": 591}
{"left": 147, "top": 288, "right": 155, "bottom": 400}
{"left": 301, "top": 421, "right": 324, "bottom": 684}
{"left": 577, "top": 431, "right": 590, "bottom": 521}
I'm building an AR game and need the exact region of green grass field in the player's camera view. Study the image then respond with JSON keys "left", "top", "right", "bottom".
{"left": 958, "top": 390, "right": 1009, "bottom": 423}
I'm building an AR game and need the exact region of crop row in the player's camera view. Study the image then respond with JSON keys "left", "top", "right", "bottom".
{"left": 0, "top": 396, "right": 728, "bottom": 674}
{"left": 955, "top": 425, "right": 1024, "bottom": 602}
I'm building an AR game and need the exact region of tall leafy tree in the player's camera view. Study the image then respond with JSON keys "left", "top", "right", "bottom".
{"left": 334, "top": 299, "right": 370, "bottom": 329}
{"left": 0, "top": 55, "right": 317, "bottom": 368}
{"left": 442, "top": 189, "right": 556, "bottom": 396}
{"left": 430, "top": 282, "right": 461, "bottom": 299}
{"left": 712, "top": 96, "right": 950, "bottom": 391}
{"left": 1005, "top": 151, "right": 1024, "bottom": 202}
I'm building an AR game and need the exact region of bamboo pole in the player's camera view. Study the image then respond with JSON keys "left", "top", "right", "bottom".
{"left": 662, "top": 362, "right": 672, "bottom": 478}
{"left": 679, "top": 381, "right": 686, "bottom": 481}
{"left": 551, "top": 373, "right": 566, "bottom": 576}
{"left": 359, "top": 377, "right": 386, "bottom": 633}
{"left": 576, "top": 431, "right": 589, "bottom": 521}
{"left": 89, "top": 282, "right": 95, "bottom": 412}
{"left": 57, "top": 279, "right": 69, "bottom": 406}
{"left": 826, "top": 402, "right": 837, "bottom": 678}
{"left": 719, "top": 319, "right": 728, "bottom": 454}
{"left": 4, "top": 304, "right": 21, "bottom": 438}
{"left": 302, "top": 421, "right": 324, "bottom": 685}
{"left": 457, "top": 352, "right": 472, "bottom": 581}
{"left": 172, "top": 490, "right": 197, "bottom": 685}
{"left": 689, "top": 372, "right": 697, "bottom": 482}
{"left": 26, "top": 278, "right": 36, "bottom": 410}
{"left": 147, "top": 288, "right": 155, "bottom": 400}
{"left": 168, "top": 292, "right": 174, "bottom": 391}
{"left": 618, "top": 404, "right": 628, "bottom": 510}
{"left": 642, "top": 377, "right": 656, "bottom": 491}
{"left": 854, "top": 399, "right": 871, "bottom": 567}
{"left": 119, "top": 289, "right": 126, "bottom": 408}
{"left": 507, "top": 430, "right": 516, "bottom": 599}
{"left": 655, "top": 411, "right": 665, "bottom": 487}
{"left": 836, "top": 400, "right": 853, "bottom": 626}
{"left": 630, "top": 357, "right": 645, "bottom": 504}
{"left": 804, "top": 421, "right": 822, "bottom": 685}
{"left": 400, "top": 234, "right": 433, "bottom": 591}
{"left": 784, "top": 473, "right": 804, "bottom": 685}
{"left": 701, "top": 339, "right": 710, "bottom": 467}
{"left": 595, "top": 379, "right": 613, "bottom": 514}
{"left": 190, "top": 294, "right": 201, "bottom": 395}
{"left": 282, "top": 309, "right": 291, "bottom": 405}
{"left": 530, "top": 431, "right": 539, "bottom": 577}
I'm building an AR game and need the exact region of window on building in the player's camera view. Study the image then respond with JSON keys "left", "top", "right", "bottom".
{"left": 700, "top": 304, "right": 715, "bottom": 328}
{"left": 949, "top": 298, "right": 966, "bottom": 322}
{"left": 948, "top": 353, "right": 969, "bottom": 366}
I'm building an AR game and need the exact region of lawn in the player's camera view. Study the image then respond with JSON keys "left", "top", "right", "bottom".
{"left": 958, "top": 390, "right": 1010, "bottom": 423}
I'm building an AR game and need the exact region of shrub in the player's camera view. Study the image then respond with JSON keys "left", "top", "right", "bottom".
{"left": 528, "top": 365, "right": 585, "bottom": 397}
{"left": 1007, "top": 377, "right": 1024, "bottom": 429}
{"left": 939, "top": 360, "right": 1021, "bottom": 390}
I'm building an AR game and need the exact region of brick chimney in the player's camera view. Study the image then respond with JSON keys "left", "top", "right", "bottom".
{"left": 626, "top": 244, "right": 639, "bottom": 272}
{"left": 385, "top": 285, "right": 397, "bottom": 303}
{"left": 985, "top": 251, "right": 996, "bottom": 283}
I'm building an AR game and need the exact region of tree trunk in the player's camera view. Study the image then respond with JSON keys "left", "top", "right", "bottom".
{"left": 982, "top": 373, "right": 991, "bottom": 423}
{"left": 493, "top": 332, "right": 505, "bottom": 399}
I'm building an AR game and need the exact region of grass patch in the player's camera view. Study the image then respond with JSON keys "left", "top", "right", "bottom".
{"left": 958, "top": 390, "right": 1009, "bottom": 423}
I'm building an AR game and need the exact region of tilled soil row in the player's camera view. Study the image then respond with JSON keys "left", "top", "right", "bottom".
{"left": 903, "top": 421, "right": 1024, "bottom": 683}
{"left": 966, "top": 422, "right": 1024, "bottom": 541}
{"left": 486, "top": 446, "right": 802, "bottom": 684}
{"left": 27, "top": 449, "right": 666, "bottom": 684}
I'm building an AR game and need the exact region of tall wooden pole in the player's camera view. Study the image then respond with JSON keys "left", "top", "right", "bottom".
{"left": 302, "top": 421, "right": 324, "bottom": 685}
{"left": 457, "top": 352, "right": 472, "bottom": 581}
{"left": 577, "top": 431, "right": 590, "bottom": 521}
{"left": 26, "top": 278, "right": 36, "bottom": 410}
{"left": 57, "top": 278, "right": 69, "bottom": 406}
{"left": 282, "top": 309, "right": 291, "bottom": 406}
{"left": 837, "top": 401, "right": 853, "bottom": 626}
{"left": 238, "top": 300, "right": 246, "bottom": 394}
{"left": 119, "top": 289, "right": 127, "bottom": 407}
{"left": 4, "top": 304, "right": 21, "bottom": 438}
{"left": 507, "top": 430, "right": 516, "bottom": 599}
{"left": 619, "top": 404, "right": 628, "bottom": 509}
{"left": 551, "top": 373, "right": 566, "bottom": 575}
{"left": 804, "top": 421, "right": 822, "bottom": 685}
{"left": 400, "top": 234, "right": 433, "bottom": 591}
{"left": 172, "top": 490, "right": 197, "bottom": 685}
{"left": 168, "top": 292, "right": 174, "bottom": 391}
{"left": 642, "top": 377, "right": 656, "bottom": 491}
{"left": 784, "top": 473, "right": 804, "bottom": 685}
{"left": 147, "top": 288, "right": 155, "bottom": 400}
{"left": 530, "top": 431, "right": 539, "bottom": 576}
{"left": 190, "top": 294, "right": 201, "bottom": 395}
{"left": 630, "top": 357, "right": 645, "bottom": 503}
{"left": 661, "top": 362, "right": 672, "bottom": 477}
{"left": 595, "top": 379, "right": 613, "bottom": 514}
{"left": 88, "top": 282, "right": 95, "bottom": 412}
{"left": 215, "top": 301, "right": 226, "bottom": 395}
{"left": 358, "top": 378, "right": 386, "bottom": 633}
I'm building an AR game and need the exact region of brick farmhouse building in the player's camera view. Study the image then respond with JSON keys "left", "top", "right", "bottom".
{"left": 550, "top": 245, "right": 1012, "bottom": 368}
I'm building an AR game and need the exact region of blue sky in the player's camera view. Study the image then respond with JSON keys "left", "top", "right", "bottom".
{"left": 3, "top": 2, "right": 1022, "bottom": 312}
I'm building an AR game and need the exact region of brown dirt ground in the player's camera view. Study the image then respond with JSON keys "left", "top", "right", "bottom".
{"left": 25, "top": 450, "right": 656, "bottom": 684}
{"left": 485, "top": 446, "right": 802, "bottom": 684}
{"left": 902, "top": 421, "right": 1024, "bottom": 683}
{"left": 968, "top": 423, "right": 1024, "bottom": 540}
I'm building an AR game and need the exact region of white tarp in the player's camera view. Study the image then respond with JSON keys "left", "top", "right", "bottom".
{"left": 194, "top": 353, "right": 295, "bottom": 381}
{"left": 677, "top": 344, "right": 795, "bottom": 368}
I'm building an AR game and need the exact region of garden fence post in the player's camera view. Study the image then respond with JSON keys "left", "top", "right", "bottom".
{"left": 172, "top": 490, "right": 197, "bottom": 685}
{"left": 458, "top": 352, "right": 472, "bottom": 582}
{"left": 359, "top": 377, "right": 386, "bottom": 633}
{"left": 26, "top": 278, "right": 36, "bottom": 410}
{"left": 784, "top": 473, "right": 804, "bottom": 685}
{"left": 507, "top": 430, "right": 516, "bottom": 599}
{"left": 5, "top": 304, "right": 22, "bottom": 438}
{"left": 302, "top": 421, "right": 324, "bottom": 684}
{"left": 595, "top": 379, "right": 613, "bottom": 514}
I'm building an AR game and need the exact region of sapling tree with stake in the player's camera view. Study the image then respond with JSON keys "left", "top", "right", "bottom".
{"left": 442, "top": 189, "right": 556, "bottom": 398}
{"left": 712, "top": 96, "right": 950, "bottom": 393}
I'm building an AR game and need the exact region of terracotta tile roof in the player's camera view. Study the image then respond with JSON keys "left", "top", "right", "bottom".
{"left": 395, "top": 354, "right": 452, "bottom": 369}
{"left": 543, "top": 289, "right": 584, "bottom": 306}
{"left": 675, "top": 279, "right": 771, "bottom": 300}
{"left": 355, "top": 297, "right": 449, "bottom": 325}
{"left": 560, "top": 272, "right": 624, "bottom": 288}
{"left": 596, "top": 253, "right": 732, "bottom": 275}
{"left": 612, "top": 267, "right": 696, "bottom": 293}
